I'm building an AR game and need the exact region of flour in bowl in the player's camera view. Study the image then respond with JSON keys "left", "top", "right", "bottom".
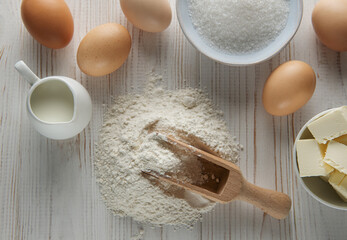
{"left": 94, "top": 79, "right": 241, "bottom": 226}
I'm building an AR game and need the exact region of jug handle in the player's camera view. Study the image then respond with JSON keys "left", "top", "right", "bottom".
{"left": 15, "top": 61, "right": 40, "bottom": 85}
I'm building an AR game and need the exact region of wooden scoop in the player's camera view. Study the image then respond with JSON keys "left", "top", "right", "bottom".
{"left": 142, "top": 133, "right": 292, "bottom": 220}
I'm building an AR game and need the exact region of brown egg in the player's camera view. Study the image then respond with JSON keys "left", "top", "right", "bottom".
{"left": 262, "top": 61, "right": 316, "bottom": 116}
{"left": 21, "top": 0, "right": 74, "bottom": 49}
{"left": 77, "top": 23, "right": 131, "bottom": 77}
{"left": 312, "top": 0, "right": 347, "bottom": 52}
{"left": 120, "top": 0, "right": 172, "bottom": 33}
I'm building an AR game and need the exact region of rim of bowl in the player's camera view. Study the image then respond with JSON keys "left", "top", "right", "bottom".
{"left": 293, "top": 108, "right": 347, "bottom": 210}
{"left": 176, "top": 0, "right": 304, "bottom": 66}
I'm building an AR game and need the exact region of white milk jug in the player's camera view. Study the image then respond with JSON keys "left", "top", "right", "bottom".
{"left": 15, "top": 61, "right": 92, "bottom": 140}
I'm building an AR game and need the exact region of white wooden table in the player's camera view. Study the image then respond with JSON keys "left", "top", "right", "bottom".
{"left": 1, "top": 0, "right": 347, "bottom": 239}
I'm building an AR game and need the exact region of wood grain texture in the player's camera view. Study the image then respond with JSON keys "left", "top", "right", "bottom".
{"left": 0, "top": 0, "right": 346, "bottom": 239}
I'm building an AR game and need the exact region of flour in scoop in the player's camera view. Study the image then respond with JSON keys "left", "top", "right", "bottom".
{"left": 188, "top": 0, "right": 290, "bottom": 53}
{"left": 94, "top": 78, "right": 241, "bottom": 226}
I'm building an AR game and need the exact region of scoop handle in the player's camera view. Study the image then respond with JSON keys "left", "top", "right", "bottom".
{"left": 237, "top": 180, "right": 292, "bottom": 219}
{"left": 15, "top": 60, "right": 40, "bottom": 85}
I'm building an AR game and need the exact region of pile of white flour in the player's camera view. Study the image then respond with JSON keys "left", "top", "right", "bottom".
{"left": 94, "top": 80, "right": 241, "bottom": 226}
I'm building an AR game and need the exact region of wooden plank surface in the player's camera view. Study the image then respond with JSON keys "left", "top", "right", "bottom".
{"left": 0, "top": 0, "right": 346, "bottom": 239}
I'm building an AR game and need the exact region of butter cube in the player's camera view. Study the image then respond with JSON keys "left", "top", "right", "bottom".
{"left": 329, "top": 172, "right": 347, "bottom": 202}
{"left": 324, "top": 163, "right": 334, "bottom": 173}
{"left": 297, "top": 139, "right": 331, "bottom": 177}
{"left": 335, "top": 134, "right": 347, "bottom": 145}
{"left": 320, "top": 163, "right": 334, "bottom": 182}
{"left": 307, "top": 106, "right": 347, "bottom": 144}
{"left": 323, "top": 141, "right": 347, "bottom": 175}
{"left": 329, "top": 170, "right": 345, "bottom": 185}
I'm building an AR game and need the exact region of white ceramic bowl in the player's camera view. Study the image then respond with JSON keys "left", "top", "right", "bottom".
{"left": 293, "top": 108, "right": 347, "bottom": 210}
{"left": 176, "top": 0, "right": 303, "bottom": 65}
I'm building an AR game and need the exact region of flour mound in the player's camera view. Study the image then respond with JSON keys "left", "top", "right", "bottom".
{"left": 94, "top": 83, "right": 240, "bottom": 226}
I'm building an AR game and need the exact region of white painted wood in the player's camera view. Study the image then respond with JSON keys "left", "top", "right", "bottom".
{"left": 0, "top": 0, "right": 346, "bottom": 239}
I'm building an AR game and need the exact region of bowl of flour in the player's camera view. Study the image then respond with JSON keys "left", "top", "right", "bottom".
{"left": 94, "top": 78, "right": 241, "bottom": 226}
{"left": 176, "top": 0, "right": 303, "bottom": 65}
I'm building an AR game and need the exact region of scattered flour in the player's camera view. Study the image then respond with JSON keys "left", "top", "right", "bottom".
{"left": 131, "top": 228, "right": 144, "bottom": 240}
{"left": 188, "top": 0, "right": 290, "bottom": 53}
{"left": 94, "top": 79, "right": 241, "bottom": 226}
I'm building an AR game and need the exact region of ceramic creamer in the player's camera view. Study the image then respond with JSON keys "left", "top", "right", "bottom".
{"left": 15, "top": 60, "right": 92, "bottom": 140}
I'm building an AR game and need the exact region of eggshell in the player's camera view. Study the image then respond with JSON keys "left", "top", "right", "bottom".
{"left": 77, "top": 23, "right": 131, "bottom": 77}
{"left": 312, "top": 0, "right": 347, "bottom": 52}
{"left": 120, "top": 0, "right": 172, "bottom": 33}
{"left": 262, "top": 61, "right": 316, "bottom": 116}
{"left": 21, "top": 0, "right": 74, "bottom": 49}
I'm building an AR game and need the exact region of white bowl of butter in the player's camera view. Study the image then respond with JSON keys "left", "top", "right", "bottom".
{"left": 293, "top": 106, "right": 347, "bottom": 210}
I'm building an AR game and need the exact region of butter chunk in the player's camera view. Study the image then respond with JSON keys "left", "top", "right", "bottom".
{"left": 329, "top": 170, "right": 345, "bottom": 185}
{"left": 320, "top": 163, "right": 334, "bottom": 182}
{"left": 307, "top": 106, "right": 347, "bottom": 144}
{"left": 324, "top": 141, "right": 347, "bottom": 175}
{"left": 297, "top": 139, "right": 331, "bottom": 177}
{"left": 329, "top": 173, "right": 347, "bottom": 202}
{"left": 324, "top": 163, "right": 334, "bottom": 173}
